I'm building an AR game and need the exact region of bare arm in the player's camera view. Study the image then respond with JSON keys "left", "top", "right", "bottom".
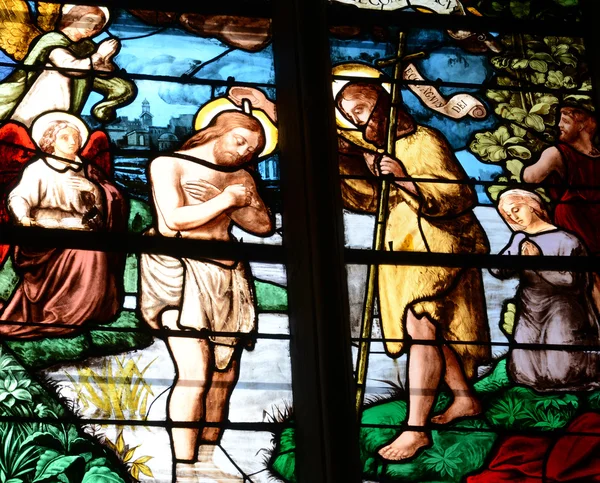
{"left": 522, "top": 147, "right": 564, "bottom": 183}
{"left": 228, "top": 172, "right": 273, "bottom": 235}
{"left": 150, "top": 158, "right": 242, "bottom": 232}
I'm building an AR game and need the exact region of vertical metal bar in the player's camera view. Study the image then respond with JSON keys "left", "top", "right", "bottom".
{"left": 355, "top": 30, "right": 406, "bottom": 414}
{"left": 272, "top": 0, "right": 361, "bottom": 482}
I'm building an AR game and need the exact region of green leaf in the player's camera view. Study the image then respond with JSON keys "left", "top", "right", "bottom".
{"left": 552, "top": 1, "right": 578, "bottom": 9}
{"left": 34, "top": 454, "right": 83, "bottom": 483}
{"left": 507, "top": 146, "right": 532, "bottom": 160}
{"left": 530, "top": 52, "right": 555, "bottom": 63}
{"left": 505, "top": 107, "right": 527, "bottom": 122}
{"left": 524, "top": 114, "right": 546, "bottom": 132}
{"left": 510, "top": 58, "right": 529, "bottom": 69}
{"left": 11, "top": 389, "right": 32, "bottom": 402}
{"left": 529, "top": 60, "right": 548, "bottom": 73}
{"left": 506, "top": 159, "right": 525, "bottom": 177}
{"left": 546, "top": 70, "right": 564, "bottom": 89}
{"left": 510, "top": 0, "right": 531, "bottom": 18}
{"left": 23, "top": 433, "right": 64, "bottom": 453}
{"left": 530, "top": 103, "right": 551, "bottom": 115}
{"left": 85, "top": 458, "right": 108, "bottom": 472}
{"left": 488, "top": 145, "right": 507, "bottom": 162}
{"left": 81, "top": 467, "right": 126, "bottom": 483}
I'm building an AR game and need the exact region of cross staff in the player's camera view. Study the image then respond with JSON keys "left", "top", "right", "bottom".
{"left": 354, "top": 31, "right": 409, "bottom": 415}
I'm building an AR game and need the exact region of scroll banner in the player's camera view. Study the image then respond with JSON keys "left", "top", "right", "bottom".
{"left": 332, "top": 0, "right": 463, "bottom": 14}
{"left": 403, "top": 63, "right": 487, "bottom": 119}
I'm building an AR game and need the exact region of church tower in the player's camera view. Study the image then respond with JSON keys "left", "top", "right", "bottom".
{"left": 140, "top": 99, "right": 153, "bottom": 127}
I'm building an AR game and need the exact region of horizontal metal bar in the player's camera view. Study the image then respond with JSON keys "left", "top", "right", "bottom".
{"left": 0, "top": 414, "right": 290, "bottom": 430}
{"left": 0, "top": 61, "right": 276, "bottom": 90}
{"left": 0, "top": 225, "right": 286, "bottom": 262}
{"left": 339, "top": 173, "right": 600, "bottom": 193}
{"left": 0, "top": 319, "right": 289, "bottom": 339}
{"left": 344, "top": 249, "right": 600, "bottom": 271}
{"left": 351, "top": 337, "right": 600, "bottom": 353}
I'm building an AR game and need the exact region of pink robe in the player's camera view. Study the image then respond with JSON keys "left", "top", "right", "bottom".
{"left": 0, "top": 163, "right": 127, "bottom": 338}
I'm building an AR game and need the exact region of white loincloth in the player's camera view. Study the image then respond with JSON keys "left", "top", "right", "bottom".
{"left": 140, "top": 253, "right": 256, "bottom": 370}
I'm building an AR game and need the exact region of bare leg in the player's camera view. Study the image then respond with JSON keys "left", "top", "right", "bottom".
{"left": 195, "top": 351, "right": 243, "bottom": 481}
{"left": 164, "top": 310, "right": 212, "bottom": 462}
{"left": 431, "top": 346, "right": 481, "bottom": 424}
{"left": 379, "top": 310, "right": 440, "bottom": 461}
{"left": 199, "top": 354, "right": 241, "bottom": 446}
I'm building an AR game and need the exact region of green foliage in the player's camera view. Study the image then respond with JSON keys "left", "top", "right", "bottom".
{"left": 270, "top": 427, "right": 296, "bottom": 483}
{"left": 468, "top": 33, "right": 591, "bottom": 201}
{"left": 88, "top": 311, "right": 152, "bottom": 356}
{"left": 484, "top": 386, "right": 578, "bottom": 431}
{"left": 268, "top": 356, "right": 600, "bottom": 482}
{"left": 7, "top": 337, "right": 91, "bottom": 372}
{"left": 473, "top": 0, "right": 581, "bottom": 21}
{"left": 123, "top": 255, "right": 138, "bottom": 294}
{"left": 7, "top": 311, "right": 152, "bottom": 371}
{"left": 0, "top": 346, "right": 129, "bottom": 483}
{"left": 255, "top": 281, "right": 288, "bottom": 312}
{"left": 0, "top": 259, "right": 19, "bottom": 303}
{"left": 127, "top": 199, "right": 152, "bottom": 234}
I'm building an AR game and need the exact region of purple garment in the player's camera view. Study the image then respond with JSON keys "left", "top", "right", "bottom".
{"left": 492, "top": 230, "right": 600, "bottom": 391}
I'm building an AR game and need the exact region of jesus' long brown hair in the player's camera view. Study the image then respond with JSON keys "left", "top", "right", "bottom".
{"left": 182, "top": 111, "right": 266, "bottom": 159}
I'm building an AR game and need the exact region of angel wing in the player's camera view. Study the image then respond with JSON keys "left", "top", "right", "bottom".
{"left": 0, "top": 0, "right": 61, "bottom": 62}
{"left": 80, "top": 130, "right": 113, "bottom": 177}
{"left": 0, "top": 121, "right": 35, "bottom": 265}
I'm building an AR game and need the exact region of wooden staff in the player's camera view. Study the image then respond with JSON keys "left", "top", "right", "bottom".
{"left": 355, "top": 30, "right": 407, "bottom": 415}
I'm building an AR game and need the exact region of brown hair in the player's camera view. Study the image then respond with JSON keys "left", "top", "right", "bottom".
{"left": 561, "top": 106, "right": 598, "bottom": 137}
{"left": 336, "top": 82, "right": 381, "bottom": 119}
{"left": 182, "top": 111, "right": 266, "bottom": 157}
{"left": 336, "top": 81, "right": 416, "bottom": 144}
{"left": 39, "top": 121, "right": 82, "bottom": 154}
{"left": 59, "top": 6, "right": 107, "bottom": 35}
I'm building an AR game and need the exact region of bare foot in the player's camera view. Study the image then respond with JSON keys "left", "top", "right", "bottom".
{"left": 431, "top": 397, "right": 482, "bottom": 425}
{"left": 378, "top": 431, "right": 430, "bottom": 461}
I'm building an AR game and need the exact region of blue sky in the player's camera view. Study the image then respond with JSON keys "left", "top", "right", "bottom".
{"left": 84, "top": 10, "right": 276, "bottom": 126}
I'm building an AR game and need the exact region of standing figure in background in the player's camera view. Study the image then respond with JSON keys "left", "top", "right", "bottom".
{"left": 336, "top": 77, "right": 490, "bottom": 461}
{"left": 140, "top": 91, "right": 277, "bottom": 482}
{"left": 522, "top": 106, "right": 600, "bottom": 307}
{"left": 491, "top": 189, "right": 600, "bottom": 391}
{"left": 0, "top": 112, "right": 127, "bottom": 337}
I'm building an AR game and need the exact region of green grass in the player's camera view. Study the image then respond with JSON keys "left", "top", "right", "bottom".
{"left": 255, "top": 280, "right": 288, "bottom": 311}
{"left": 269, "top": 358, "right": 599, "bottom": 482}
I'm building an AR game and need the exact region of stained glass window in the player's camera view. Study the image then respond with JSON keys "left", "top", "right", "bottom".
{"left": 1, "top": 0, "right": 599, "bottom": 482}
{"left": 0, "top": 2, "right": 293, "bottom": 482}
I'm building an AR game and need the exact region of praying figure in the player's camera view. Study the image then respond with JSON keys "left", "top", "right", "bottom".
{"left": 0, "top": 111, "right": 127, "bottom": 337}
{"left": 492, "top": 189, "right": 600, "bottom": 392}
{"left": 140, "top": 88, "right": 277, "bottom": 481}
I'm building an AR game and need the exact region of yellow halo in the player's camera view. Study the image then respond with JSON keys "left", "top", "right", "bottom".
{"left": 332, "top": 63, "right": 390, "bottom": 153}
{"left": 332, "top": 63, "right": 391, "bottom": 131}
{"left": 31, "top": 111, "right": 89, "bottom": 149}
{"left": 193, "top": 98, "right": 278, "bottom": 159}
